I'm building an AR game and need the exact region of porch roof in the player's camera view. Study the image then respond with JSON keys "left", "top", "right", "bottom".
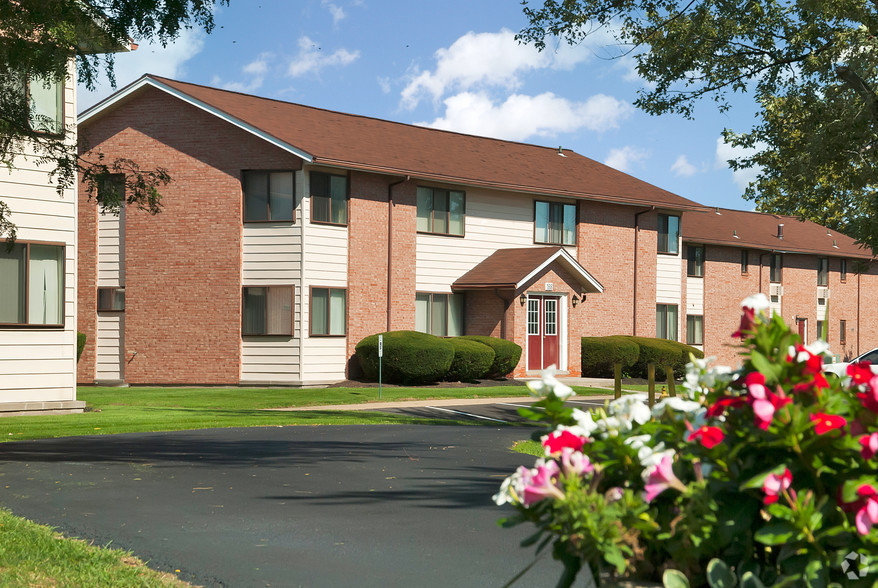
{"left": 451, "top": 247, "right": 603, "bottom": 293}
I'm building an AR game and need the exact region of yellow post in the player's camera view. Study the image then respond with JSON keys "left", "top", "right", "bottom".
{"left": 614, "top": 362, "right": 622, "bottom": 399}
{"left": 648, "top": 362, "right": 655, "bottom": 407}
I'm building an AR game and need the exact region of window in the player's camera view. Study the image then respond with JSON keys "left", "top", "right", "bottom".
{"left": 686, "top": 315, "right": 703, "bottom": 345}
{"left": 242, "top": 286, "right": 293, "bottom": 336}
{"left": 97, "top": 173, "right": 126, "bottom": 208}
{"left": 840, "top": 320, "right": 847, "bottom": 345}
{"left": 311, "top": 172, "right": 348, "bottom": 225}
{"left": 0, "top": 242, "right": 64, "bottom": 326}
{"left": 415, "top": 293, "right": 464, "bottom": 337}
{"left": 656, "top": 304, "right": 678, "bottom": 341}
{"left": 741, "top": 249, "right": 749, "bottom": 274}
{"left": 841, "top": 258, "right": 848, "bottom": 282}
{"left": 417, "top": 187, "right": 464, "bottom": 236}
{"left": 770, "top": 253, "right": 783, "bottom": 283}
{"left": 817, "top": 257, "right": 828, "bottom": 287}
{"left": 657, "top": 214, "right": 680, "bottom": 254}
{"left": 97, "top": 287, "right": 125, "bottom": 311}
{"left": 687, "top": 245, "right": 704, "bottom": 277}
{"left": 311, "top": 287, "right": 346, "bottom": 336}
{"left": 28, "top": 75, "right": 63, "bottom": 134}
{"left": 534, "top": 201, "right": 576, "bottom": 246}
{"left": 243, "top": 171, "right": 294, "bottom": 222}
{"left": 817, "top": 320, "right": 826, "bottom": 341}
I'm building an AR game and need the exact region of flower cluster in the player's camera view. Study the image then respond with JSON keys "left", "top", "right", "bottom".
{"left": 495, "top": 294, "right": 878, "bottom": 586}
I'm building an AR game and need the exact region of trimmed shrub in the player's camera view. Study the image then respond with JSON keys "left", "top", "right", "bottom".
{"left": 459, "top": 336, "right": 522, "bottom": 378}
{"left": 624, "top": 337, "right": 703, "bottom": 379}
{"left": 355, "top": 330, "right": 454, "bottom": 385}
{"left": 446, "top": 338, "right": 495, "bottom": 382}
{"left": 581, "top": 336, "right": 640, "bottom": 378}
{"left": 77, "top": 332, "right": 87, "bottom": 363}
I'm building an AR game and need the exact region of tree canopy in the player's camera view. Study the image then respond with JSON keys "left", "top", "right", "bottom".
{"left": 519, "top": 0, "right": 878, "bottom": 253}
{"left": 0, "top": 0, "right": 228, "bottom": 242}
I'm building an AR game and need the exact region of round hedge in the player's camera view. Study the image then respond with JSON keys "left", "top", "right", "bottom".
{"left": 581, "top": 336, "right": 640, "bottom": 377}
{"left": 355, "top": 331, "right": 454, "bottom": 385}
{"left": 458, "top": 336, "right": 522, "bottom": 378}
{"left": 446, "top": 338, "right": 495, "bottom": 382}
{"left": 623, "top": 337, "right": 703, "bottom": 379}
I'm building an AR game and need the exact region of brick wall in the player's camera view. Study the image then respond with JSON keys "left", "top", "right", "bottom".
{"left": 76, "top": 186, "right": 97, "bottom": 383}
{"left": 388, "top": 181, "right": 417, "bottom": 330}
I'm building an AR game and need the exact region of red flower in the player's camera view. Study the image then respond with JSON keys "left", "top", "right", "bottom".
{"left": 762, "top": 468, "right": 792, "bottom": 505}
{"left": 706, "top": 396, "right": 746, "bottom": 418}
{"left": 752, "top": 389, "right": 791, "bottom": 431}
{"left": 810, "top": 413, "right": 847, "bottom": 435}
{"left": 542, "top": 429, "right": 586, "bottom": 455}
{"left": 732, "top": 306, "right": 756, "bottom": 338}
{"left": 688, "top": 426, "right": 724, "bottom": 449}
{"left": 858, "top": 385, "right": 878, "bottom": 413}
{"left": 743, "top": 372, "right": 768, "bottom": 399}
{"left": 861, "top": 433, "right": 878, "bottom": 460}
{"left": 849, "top": 362, "right": 875, "bottom": 386}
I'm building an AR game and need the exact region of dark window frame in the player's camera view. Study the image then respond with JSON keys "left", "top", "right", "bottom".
{"left": 241, "top": 285, "right": 294, "bottom": 337}
{"left": 0, "top": 240, "right": 66, "bottom": 328}
{"left": 770, "top": 253, "right": 783, "bottom": 283}
{"left": 416, "top": 186, "right": 466, "bottom": 237}
{"left": 309, "top": 286, "right": 347, "bottom": 337}
{"left": 656, "top": 303, "right": 679, "bottom": 341}
{"left": 817, "top": 257, "right": 829, "bottom": 287}
{"left": 741, "top": 249, "right": 749, "bottom": 275}
{"left": 533, "top": 200, "right": 577, "bottom": 246}
{"left": 840, "top": 320, "right": 847, "bottom": 345}
{"left": 415, "top": 292, "right": 465, "bottom": 337}
{"left": 687, "top": 245, "right": 705, "bottom": 277}
{"left": 242, "top": 170, "right": 296, "bottom": 223}
{"left": 97, "top": 287, "right": 125, "bottom": 312}
{"left": 657, "top": 214, "right": 680, "bottom": 255}
{"left": 686, "top": 314, "right": 704, "bottom": 346}
{"left": 310, "top": 171, "right": 349, "bottom": 226}
{"left": 840, "top": 258, "right": 848, "bottom": 283}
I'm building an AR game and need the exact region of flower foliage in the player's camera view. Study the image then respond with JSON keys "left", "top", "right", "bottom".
{"left": 495, "top": 295, "right": 878, "bottom": 586}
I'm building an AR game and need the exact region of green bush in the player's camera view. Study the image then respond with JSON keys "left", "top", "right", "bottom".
{"left": 77, "top": 332, "right": 87, "bottom": 363}
{"left": 580, "top": 336, "right": 640, "bottom": 377}
{"left": 355, "top": 331, "right": 454, "bottom": 385}
{"left": 446, "top": 338, "right": 495, "bottom": 382}
{"left": 458, "top": 336, "right": 522, "bottom": 378}
{"left": 624, "top": 337, "right": 703, "bottom": 379}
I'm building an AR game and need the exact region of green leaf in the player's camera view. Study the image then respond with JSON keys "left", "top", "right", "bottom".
{"left": 707, "top": 558, "right": 737, "bottom": 588}
{"left": 520, "top": 529, "right": 544, "bottom": 548}
{"left": 740, "top": 464, "right": 791, "bottom": 490}
{"left": 750, "top": 350, "right": 781, "bottom": 383}
{"left": 663, "top": 569, "right": 691, "bottom": 588}
{"left": 804, "top": 560, "right": 828, "bottom": 588}
{"left": 739, "top": 572, "right": 766, "bottom": 588}
{"left": 754, "top": 521, "right": 798, "bottom": 546}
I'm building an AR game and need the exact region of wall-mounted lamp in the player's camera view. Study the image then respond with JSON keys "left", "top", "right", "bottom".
{"left": 571, "top": 295, "right": 579, "bottom": 308}
{"left": 519, "top": 293, "right": 527, "bottom": 306}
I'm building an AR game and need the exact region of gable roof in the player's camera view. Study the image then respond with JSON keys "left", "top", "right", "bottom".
{"left": 452, "top": 247, "right": 603, "bottom": 293}
{"left": 683, "top": 208, "right": 873, "bottom": 259}
{"left": 79, "top": 74, "right": 707, "bottom": 212}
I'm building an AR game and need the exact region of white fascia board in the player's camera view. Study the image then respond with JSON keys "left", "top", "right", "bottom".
{"left": 515, "top": 248, "right": 604, "bottom": 293}
{"left": 78, "top": 77, "right": 314, "bottom": 163}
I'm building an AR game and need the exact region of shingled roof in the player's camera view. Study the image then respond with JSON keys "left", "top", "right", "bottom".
{"left": 683, "top": 208, "right": 874, "bottom": 259}
{"left": 79, "top": 74, "right": 707, "bottom": 212}
{"left": 452, "top": 247, "right": 603, "bottom": 292}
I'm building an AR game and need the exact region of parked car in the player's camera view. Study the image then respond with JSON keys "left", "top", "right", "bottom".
{"left": 823, "top": 348, "right": 878, "bottom": 377}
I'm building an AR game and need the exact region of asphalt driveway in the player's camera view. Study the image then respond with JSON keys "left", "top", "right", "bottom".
{"left": 0, "top": 424, "right": 573, "bottom": 587}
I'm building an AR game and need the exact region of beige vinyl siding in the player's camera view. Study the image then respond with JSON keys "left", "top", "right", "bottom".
{"left": 656, "top": 254, "right": 682, "bottom": 304}
{"left": 0, "top": 65, "right": 78, "bottom": 406}
{"left": 686, "top": 277, "right": 704, "bottom": 315}
{"left": 417, "top": 188, "right": 573, "bottom": 291}
{"left": 95, "top": 314, "right": 124, "bottom": 382}
{"left": 97, "top": 209, "right": 124, "bottom": 285}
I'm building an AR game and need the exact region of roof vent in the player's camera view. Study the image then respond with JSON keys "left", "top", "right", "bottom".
{"left": 777, "top": 224, "right": 784, "bottom": 240}
{"left": 833, "top": 239, "right": 839, "bottom": 248}
{"left": 715, "top": 207, "right": 721, "bottom": 215}
{"left": 558, "top": 146, "right": 566, "bottom": 158}
{"left": 733, "top": 229, "right": 740, "bottom": 239}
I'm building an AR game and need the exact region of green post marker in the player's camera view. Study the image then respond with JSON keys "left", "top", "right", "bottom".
{"left": 378, "top": 334, "right": 383, "bottom": 400}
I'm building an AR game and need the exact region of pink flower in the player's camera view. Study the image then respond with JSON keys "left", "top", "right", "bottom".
{"left": 643, "top": 454, "right": 686, "bottom": 503}
{"left": 522, "top": 461, "right": 565, "bottom": 506}
{"left": 752, "top": 389, "right": 791, "bottom": 431}
{"left": 762, "top": 468, "right": 792, "bottom": 505}
{"left": 810, "top": 413, "right": 847, "bottom": 435}
{"left": 542, "top": 429, "right": 587, "bottom": 456}
{"left": 559, "top": 447, "right": 593, "bottom": 477}
{"left": 688, "top": 426, "right": 724, "bottom": 449}
{"left": 860, "top": 433, "right": 878, "bottom": 459}
{"left": 856, "top": 485, "right": 878, "bottom": 535}
{"left": 744, "top": 372, "right": 768, "bottom": 400}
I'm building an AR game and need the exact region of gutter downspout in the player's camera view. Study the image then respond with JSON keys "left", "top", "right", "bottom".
{"left": 858, "top": 268, "right": 862, "bottom": 356}
{"left": 386, "top": 176, "right": 409, "bottom": 331}
{"left": 632, "top": 206, "right": 654, "bottom": 336}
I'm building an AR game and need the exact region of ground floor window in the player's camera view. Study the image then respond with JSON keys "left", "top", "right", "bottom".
{"left": 242, "top": 286, "right": 293, "bottom": 336}
{"left": 656, "top": 304, "right": 678, "bottom": 341}
{"left": 0, "top": 242, "right": 64, "bottom": 326}
{"left": 311, "top": 287, "right": 346, "bottom": 336}
{"left": 415, "top": 292, "right": 464, "bottom": 336}
{"left": 686, "top": 314, "right": 703, "bottom": 346}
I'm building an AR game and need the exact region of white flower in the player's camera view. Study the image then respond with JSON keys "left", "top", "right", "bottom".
{"left": 493, "top": 466, "right": 527, "bottom": 506}
{"left": 527, "top": 365, "right": 575, "bottom": 400}
{"left": 571, "top": 408, "right": 599, "bottom": 437}
{"left": 741, "top": 293, "right": 770, "bottom": 313}
{"left": 624, "top": 434, "right": 651, "bottom": 451}
{"left": 607, "top": 394, "right": 651, "bottom": 425}
{"left": 639, "top": 445, "right": 675, "bottom": 477}
{"left": 683, "top": 355, "right": 733, "bottom": 400}
{"left": 804, "top": 339, "right": 831, "bottom": 357}
{"left": 595, "top": 416, "right": 626, "bottom": 438}
{"left": 652, "top": 396, "right": 703, "bottom": 418}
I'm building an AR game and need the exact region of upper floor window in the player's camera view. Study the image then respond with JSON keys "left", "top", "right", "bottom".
{"left": 687, "top": 245, "right": 704, "bottom": 277}
{"left": 97, "top": 287, "right": 125, "bottom": 312}
{"left": 817, "top": 257, "right": 828, "bottom": 287}
{"left": 770, "top": 253, "right": 782, "bottom": 283}
{"left": 242, "top": 286, "right": 292, "bottom": 336}
{"left": 311, "top": 287, "right": 346, "bottom": 336}
{"left": 417, "top": 187, "right": 464, "bottom": 236}
{"left": 243, "top": 171, "right": 294, "bottom": 222}
{"left": 741, "top": 249, "right": 749, "bottom": 275}
{"left": 311, "top": 172, "right": 348, "bottom": 225}
{"left": 657, "top": 214, "right": 680, "bottom": 254}
{"left": 0, "top": 242, "right": 64, "bottom": 326}
{"left": 28, "top": 75, "right": 63, "bottom": 135}
{"left": 840, "top": 258, "right": 848, "bottom": 282}
{"left": 534, "top": 201, "right": 576, "bottom": 246}
{"left": 415, "top": 292, "right": 464, "bottom": 337}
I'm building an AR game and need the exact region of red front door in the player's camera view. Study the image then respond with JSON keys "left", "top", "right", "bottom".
{"left": 797, "top": 318, "right": 807, "bottom": 343}
{"left": 527, "top": 295, "right": 560, "bottom": 370}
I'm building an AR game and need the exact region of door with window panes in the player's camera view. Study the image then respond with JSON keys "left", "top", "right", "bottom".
{"left": 527, "top": 295, "right": 560, "bottom": 370}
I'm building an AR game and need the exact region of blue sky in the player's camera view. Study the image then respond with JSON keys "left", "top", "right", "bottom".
{"left": 78, "top": 0, "right": 762, "bottom": 211}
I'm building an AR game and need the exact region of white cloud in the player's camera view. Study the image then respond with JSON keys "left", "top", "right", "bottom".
{"left": 78, "top": 28, "right": 205, "bottom": 109}
{"left": 212, "top": 53, "right": 273, "bottom": 93}
{"left": 715, "top": 137, "right": 763, "bottom": 190}
{"left": 322, "top": 0, "right": 345, "bottom": 23}
{"left": 377, "top": 76, "right": 391, "bottom": 94}
{"left": 604, "top": 146, "right": 649, "bottom": 172}
{"left": 416, "top": 91, "right": 632, "bottom": 142}
{"left": 287, "top": 36, "right": 359, "bottom": 77}
{"left": 671, "top": 154, "right": 697, "bottom": 177}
